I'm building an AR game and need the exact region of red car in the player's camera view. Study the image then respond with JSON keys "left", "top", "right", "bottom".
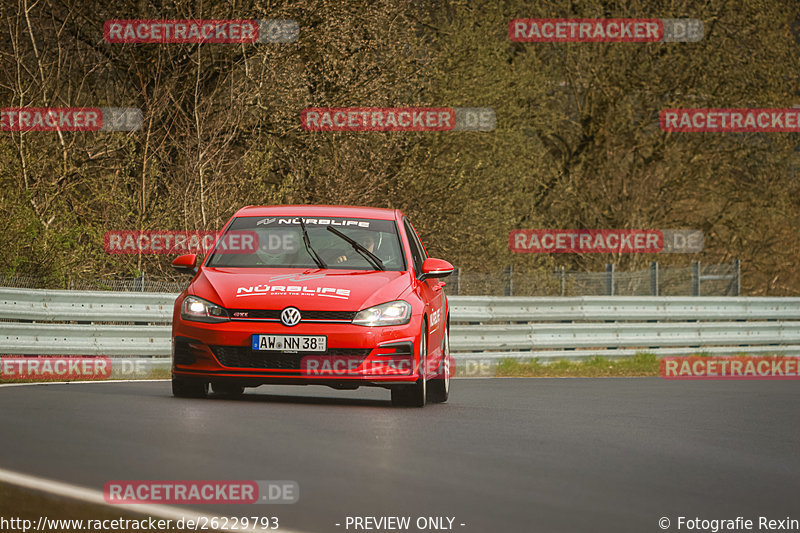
{"left": 170, "top": 205, "right": 454, "bottom": 406}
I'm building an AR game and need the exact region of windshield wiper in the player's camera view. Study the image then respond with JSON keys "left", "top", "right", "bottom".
{"left": 326, "top": 226, "right": 385, "bottom": 271}
{"left": 299, "top": 218, "right": 327, "bottom": 269}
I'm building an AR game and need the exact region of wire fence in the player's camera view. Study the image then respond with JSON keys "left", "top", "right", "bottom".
{"left": 0, "top": 273, "right": 188, "bottom": 293}
{"left": 0, "top": 260, "right": 740, "bottom": 296}
{"left": 445, "top": 261, "right": 741, "bottom": 297}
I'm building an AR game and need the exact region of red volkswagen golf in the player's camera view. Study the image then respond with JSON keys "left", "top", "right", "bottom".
{"left": 170, "top": 205, "right": 453, "bottom": 406}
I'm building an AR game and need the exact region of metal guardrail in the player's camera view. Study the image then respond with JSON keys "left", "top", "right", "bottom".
{"left": 1, "top": 288, "right": 800, "bottom": 361}
{"left": 454, "top": 346, "right": 800, "bottom": 363}
{"left": 451, "top": 321, "right": 800, "bottom": 351}
{"left": 0, "top": 287, "right": 175, "bottom": 323}
{"left": 448, "top": 296, "right": 800, "bottom": 322}
{"left": 1, "top": 323, "right": 171, "bottom": 356}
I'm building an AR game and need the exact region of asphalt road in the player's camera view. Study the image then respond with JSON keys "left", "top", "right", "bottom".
{"left": 0, "top": 378, "right": 798, "bottom": 533}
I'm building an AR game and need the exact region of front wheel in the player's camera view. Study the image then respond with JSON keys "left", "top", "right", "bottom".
{"left": 391, "top": 322, "right": 428, "bottom": 407}
{"left": 172, "top": 375, "right": 209, "bottom": 398}
{"left": 428, "top": 324, "right": 450, "bottom": 403}
{"left": 211, "top": 382, "right": 245, "bottom": 397}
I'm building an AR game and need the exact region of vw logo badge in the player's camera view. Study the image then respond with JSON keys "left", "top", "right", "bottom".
{"left": 280, "top": 307, "right": 302, "bottom": 327}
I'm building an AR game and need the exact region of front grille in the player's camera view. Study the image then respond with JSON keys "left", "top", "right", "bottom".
{"left": 303, "top": 310, "right": 357, "bottom": 321}
{"left": 210, "top": 346, "right": 371, "bottom": 370}
{"left": 227, "top": 309, "right": 355, "bottom": 322}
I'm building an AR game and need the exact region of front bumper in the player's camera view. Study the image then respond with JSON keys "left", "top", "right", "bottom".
{"left": 171, "top": 317, "right": 421, "bottom": 387}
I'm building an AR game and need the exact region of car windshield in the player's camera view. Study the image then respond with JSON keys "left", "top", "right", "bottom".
{"left": 205, "top": 216, "right": 406, "bottom": 271}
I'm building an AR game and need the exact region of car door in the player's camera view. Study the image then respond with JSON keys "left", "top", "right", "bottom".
{"left": 403, "top": 218, "right": 445, "bottom": 376}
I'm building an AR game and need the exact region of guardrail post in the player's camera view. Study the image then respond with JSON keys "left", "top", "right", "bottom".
{"left": 692, "top": 261, "right": 701, "bottom": 296}
{"left": 504, "top": 265, "right": 513, "bottom": 296}
{"left": 650, "top": 261, "right": 659, "bottom": 296}
{"left": 451, "top": 268, "right": 460, "bottom": 295}
{"left": 560, "top": 266, "right": 566, "bottom": 297}
{"left": 734, "top": 259, "right": 741, "bottom": 296}
{"left": 605, "top": 263, "right": 615, "bottom": 296}
{"left": 132, "top": 271, "right": 146, "bottom": 292}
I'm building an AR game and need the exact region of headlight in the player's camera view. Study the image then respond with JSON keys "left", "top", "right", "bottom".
{"left": 353, "top": 300, "right": 411, "bottom": 326}
{"left": 181, "top": 295, "right": 229, "bottom": 323}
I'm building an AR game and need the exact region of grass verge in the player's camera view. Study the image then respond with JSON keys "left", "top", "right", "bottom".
{"left": 494, "top": 352, "right": 661, "bottom": 377}
{"left": 0, "top": 368, "right": 171, "bottom": 384}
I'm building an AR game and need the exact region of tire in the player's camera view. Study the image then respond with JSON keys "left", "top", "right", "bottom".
{"left": 211, "top": 382, "right": 245, "bottom": 397}
{"left": 172, "top": 375, "right": 209, "bottom": 398}
{"left": 428, "top": 323, "right": 450, "bottom": 403}
{"left": 391, "top": 321, "right": 428, "bottom": 407}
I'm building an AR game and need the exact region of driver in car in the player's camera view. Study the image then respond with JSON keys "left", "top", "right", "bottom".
{"left": 335, "top": 233, "right": 377, "bottom": 264}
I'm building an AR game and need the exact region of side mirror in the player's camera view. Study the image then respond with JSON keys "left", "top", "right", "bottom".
{"left": 172, "top": 254, "right": 198, "bottom": 275}
{"left": 420, "top": 258, "right": 454, "bottom": 280}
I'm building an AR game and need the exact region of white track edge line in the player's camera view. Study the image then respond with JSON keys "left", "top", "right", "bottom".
{"left": 0, "top": 379, "right": 170, "bottom": 388}
{"left": 0, "top": 467, "right": 309, "bottom": 533}
{"left": 0, "top": 377, "right": 656, "bottom": 389}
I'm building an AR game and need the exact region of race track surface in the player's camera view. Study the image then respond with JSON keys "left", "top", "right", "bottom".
{"left": 0, "top": 378, "right": 798, "bottom": 533}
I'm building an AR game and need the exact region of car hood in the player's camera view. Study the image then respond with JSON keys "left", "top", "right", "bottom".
{"left": 190, "top": 267, "right": 411, "bottom": 311}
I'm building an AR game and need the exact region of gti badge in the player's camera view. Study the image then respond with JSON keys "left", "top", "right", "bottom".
{"left": 280, "top": 307, "right": 302, "bottom": 327}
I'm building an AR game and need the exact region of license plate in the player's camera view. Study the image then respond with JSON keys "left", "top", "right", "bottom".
{"left": 251, "top": 334, "right": 327, "bottom": 352}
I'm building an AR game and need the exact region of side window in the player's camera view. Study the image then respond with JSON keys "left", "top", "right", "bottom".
{"left": 403, "top": 219, "right": 426, "bottom": 276}
{"left": 410, "top": 224, "right": 428, "bottom": 260}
